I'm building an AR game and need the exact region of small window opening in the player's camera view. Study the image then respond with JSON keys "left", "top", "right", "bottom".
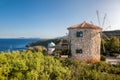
{"left": 76, "top": 49, "right": 82, "bottom": 54}
{"left": 76, "top": 31, "right": 83, "bottom": 37}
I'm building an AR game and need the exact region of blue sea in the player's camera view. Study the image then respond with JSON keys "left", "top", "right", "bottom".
{"left": 0, "top": 38, "right": 40, "bottom": 52}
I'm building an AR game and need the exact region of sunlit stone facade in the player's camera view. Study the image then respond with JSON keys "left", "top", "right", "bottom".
{"left": 68, "top": 22, "right": 102, "bottom": 63}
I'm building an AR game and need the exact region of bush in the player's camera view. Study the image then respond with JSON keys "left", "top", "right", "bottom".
{"left": 0, "top": 51, "right": 120, "bottom": 80}
{"left": 101, "top": 55, "right": 106, "bottom": 61}
{"left": 0, "top": 51, "right": 70, "bottom": 80}
{"left": 28, "top": 46, "right": 47, "bottom": 53}
{"left": 60, "top": 58, "right": 120, "bottom": 80}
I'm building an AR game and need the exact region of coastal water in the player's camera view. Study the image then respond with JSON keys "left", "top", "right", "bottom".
{"left": 0, "top": 38, "right": 40, "bottom": 52}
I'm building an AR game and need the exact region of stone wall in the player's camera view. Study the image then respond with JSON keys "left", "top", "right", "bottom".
{"left": 69, "top": 29, "right": 101, "bottom": 63}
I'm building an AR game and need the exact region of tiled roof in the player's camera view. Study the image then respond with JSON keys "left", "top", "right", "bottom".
{"left": 67, "top": 21, "right": 102, "bottom": 30}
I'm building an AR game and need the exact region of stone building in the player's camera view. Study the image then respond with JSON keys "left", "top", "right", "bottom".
{"left": 67, "top": 21, "right": 102, "bottom": 63}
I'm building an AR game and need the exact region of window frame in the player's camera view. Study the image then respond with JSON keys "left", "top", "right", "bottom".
{"left": 76, "top": 31, "right": 83, "bottom": 37}
{"left": 76, "top": 49, "right": 82, "bottom": 54}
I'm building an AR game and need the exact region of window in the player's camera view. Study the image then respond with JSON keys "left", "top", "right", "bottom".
{"left": 76, "top": 49, "right": 82, "bottom": 54}
{"left": 76, "top": 31, "right": 83, "bottom": 37}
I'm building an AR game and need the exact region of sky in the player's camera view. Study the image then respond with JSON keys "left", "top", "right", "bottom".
{"left": 0, "top": 0, "right": 120, "bottom": 38}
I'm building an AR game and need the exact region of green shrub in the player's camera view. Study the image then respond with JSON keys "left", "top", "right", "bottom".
{"left": 101, "top": 55, "right": 106, "bottom": 61}
{"left": 60, "top": 58, "right": 120, "bottom": 80}
{"left": 0, "top": 51, "right": 70, "bottom": 80}
{"left": 28, "top": 46, "right": 47, "bottom": 53}
{"left": 0, "top": 51, "right": 120, "bottom": 80}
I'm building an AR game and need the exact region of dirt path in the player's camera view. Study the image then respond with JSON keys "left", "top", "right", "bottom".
{"left": 106, "top": 57, "right": 120, "bottom": 65}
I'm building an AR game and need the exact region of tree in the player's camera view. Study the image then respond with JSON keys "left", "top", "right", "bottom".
{"left": 108, "top": 37, "right": 120, "bottom": 53}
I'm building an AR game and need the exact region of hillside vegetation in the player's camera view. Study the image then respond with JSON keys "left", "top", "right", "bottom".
{"left": 26, "top": 38, "right": 61, "bottom": 48}
{"left": 103, "top": 30, "right": 120, "bottom": 39}
{"left": 0, "top": 51, "right": 120, "bottom": 80}
{"left": 27, "top": 30, "right": 120, "bottom": 48}
{"left": 27, "top": 36, "right": 120, "bottom": 56}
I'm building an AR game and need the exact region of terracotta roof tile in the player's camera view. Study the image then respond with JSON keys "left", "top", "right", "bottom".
{"left": 67, "top": 21, "right": 102, "bottom": 30}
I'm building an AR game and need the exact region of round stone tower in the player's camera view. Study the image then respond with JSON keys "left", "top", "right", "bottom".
{"left": 67, "top": 21, "right": 102, "bottom": 63}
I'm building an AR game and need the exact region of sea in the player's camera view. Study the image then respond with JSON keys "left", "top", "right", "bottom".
{"left": 0, "top": 38, "right": 40, "bottom": 52}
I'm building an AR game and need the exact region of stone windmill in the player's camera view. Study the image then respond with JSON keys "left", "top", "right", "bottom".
{"left": 67, "top": 21, "right": 102, "bottom": 63}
